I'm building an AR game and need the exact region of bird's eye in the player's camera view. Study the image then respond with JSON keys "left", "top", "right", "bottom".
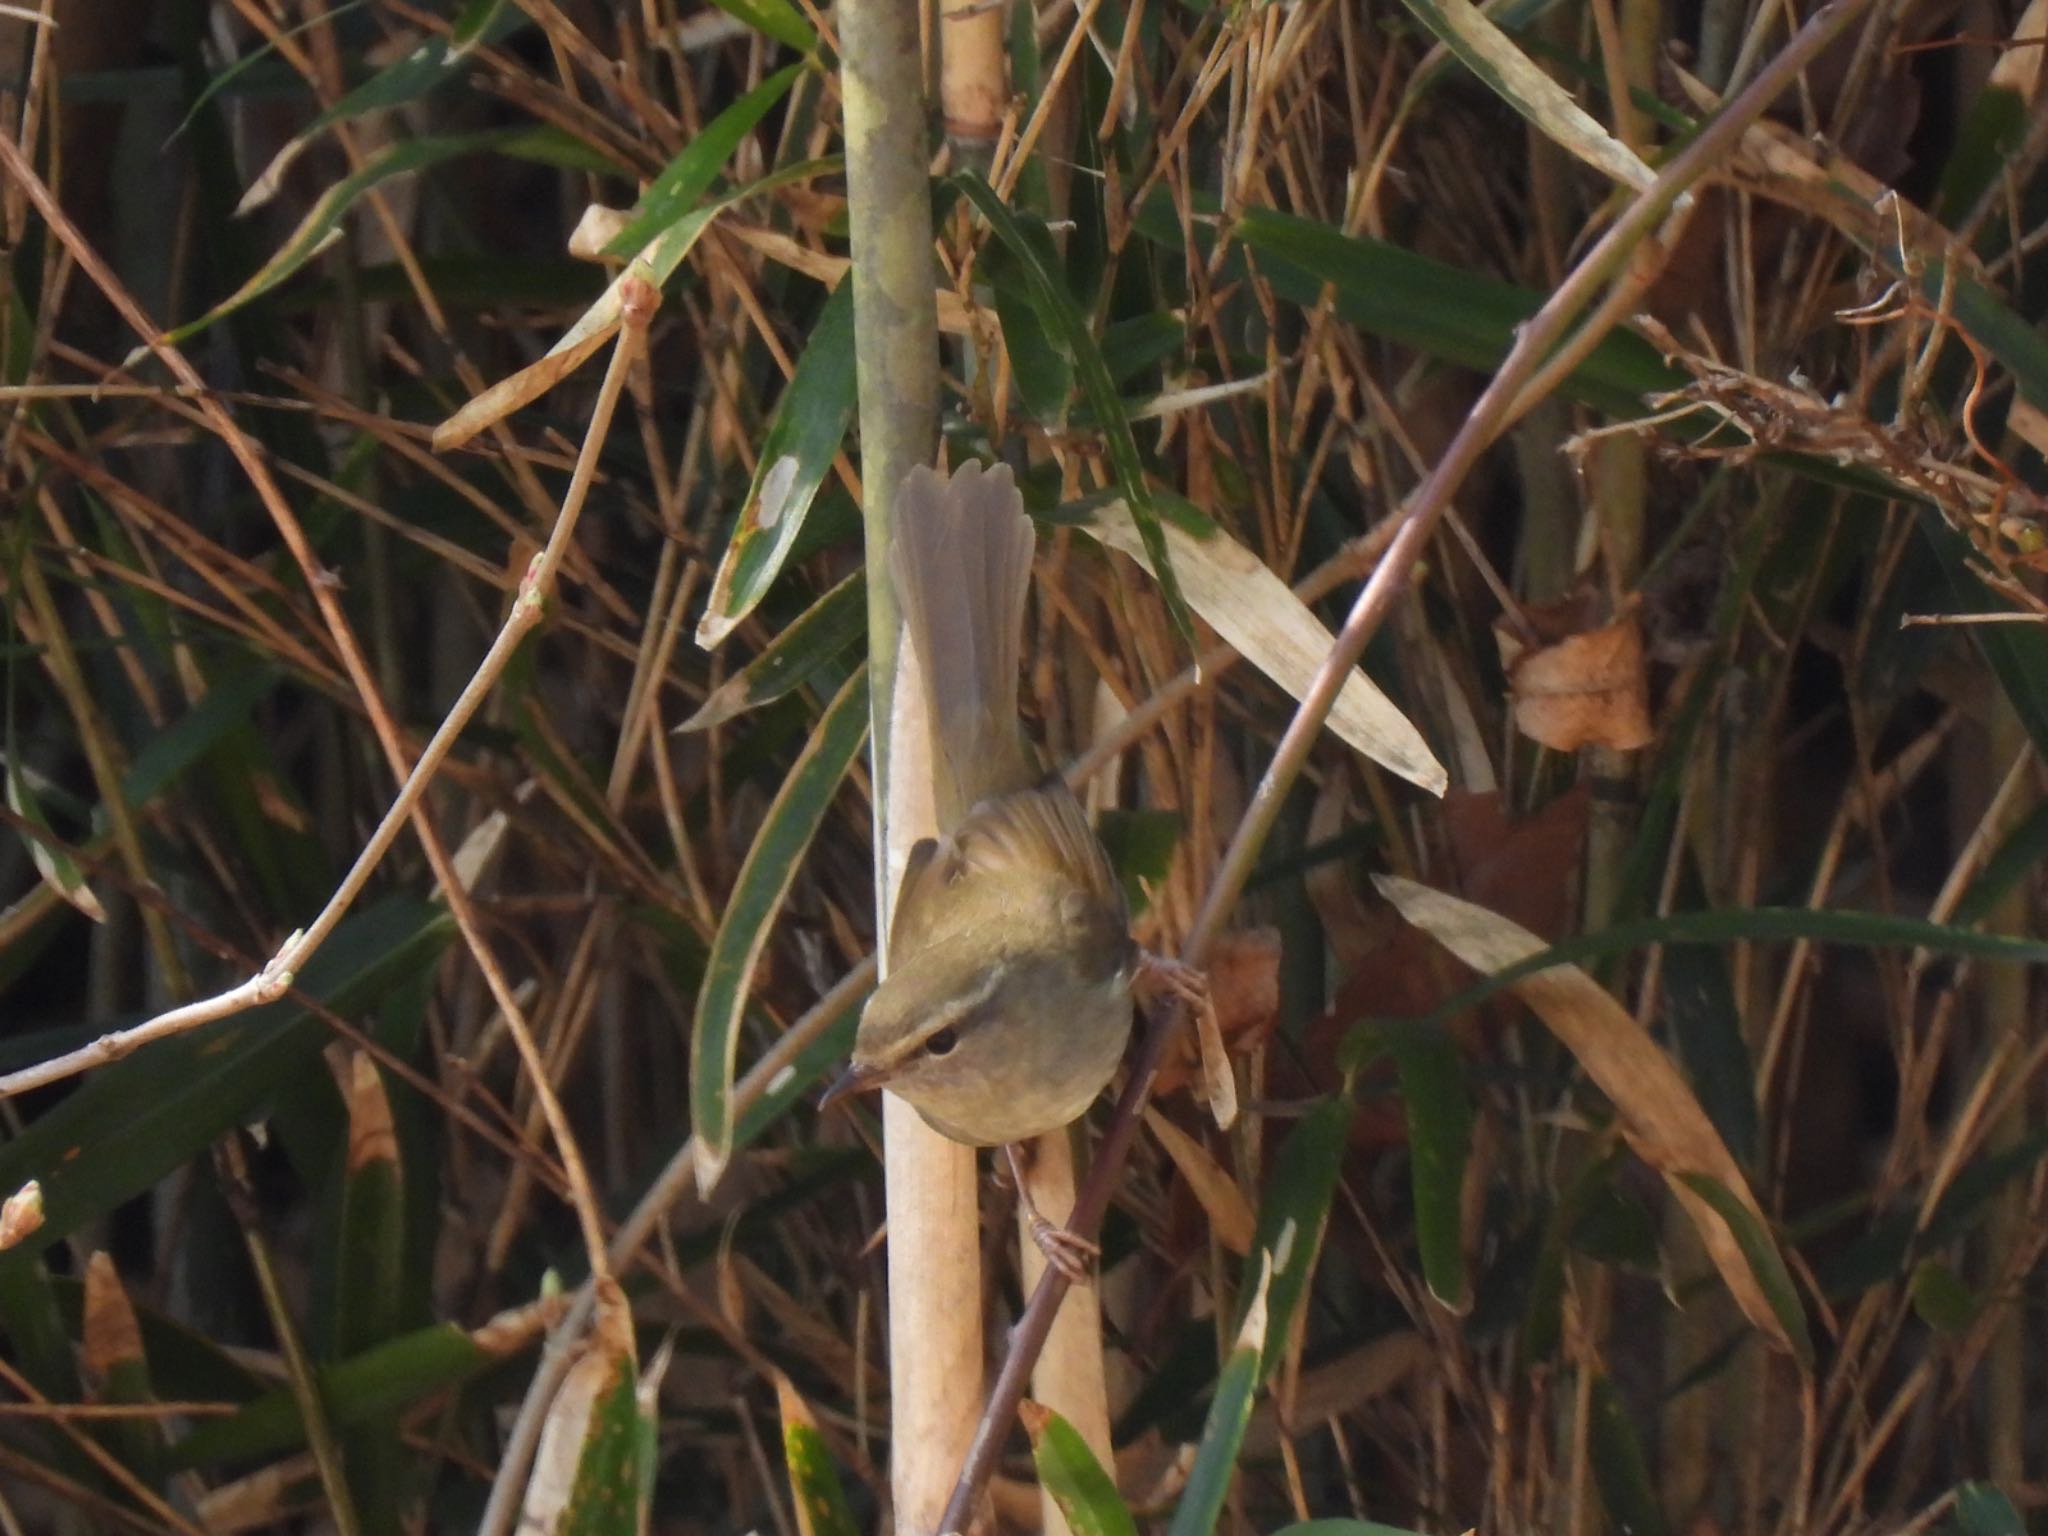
{"left": 925, "top": 1027, "right": 959, "bottom": 1057}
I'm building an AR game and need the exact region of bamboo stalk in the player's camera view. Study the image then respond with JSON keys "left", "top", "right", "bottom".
{"left": 838, "top": 0, "right": 985, "bottom": 1529}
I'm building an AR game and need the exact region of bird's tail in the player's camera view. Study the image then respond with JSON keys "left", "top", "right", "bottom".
{"left": 889, "top": 461, "right": 1036, "bottom": 826}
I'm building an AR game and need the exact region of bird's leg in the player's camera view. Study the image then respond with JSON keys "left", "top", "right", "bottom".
{"left": 1003, "top": 1141, "right": 1098, "bottom": 1285}
{"left": 1136, "top": 952, "right": 1237, "bottom": 1128}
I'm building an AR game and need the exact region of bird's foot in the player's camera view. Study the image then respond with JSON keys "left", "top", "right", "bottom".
{"left": 1136, "top": 952, "right": 1236, "bottom": 1129}
{"left": 1004, "top": 1142, "right": 1097, "bottom": 1286}
{"left": 1026, "top": 1212, "right": 1100, "bottom": 1286}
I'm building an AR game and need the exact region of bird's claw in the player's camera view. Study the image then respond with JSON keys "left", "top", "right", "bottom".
{"left": 1137, "top": 952, "right": 1237, "bottom": 1129}
{"left": 1027, "top": 1215, "right": 1099, "bottom": 1286}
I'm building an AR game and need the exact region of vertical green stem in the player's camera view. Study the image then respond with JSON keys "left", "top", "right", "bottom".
{"left": 843, "top": 0, "right": 939, "bottom": 867}
{"left": 839, "top": 5, "right": 986, "bottom": 1535}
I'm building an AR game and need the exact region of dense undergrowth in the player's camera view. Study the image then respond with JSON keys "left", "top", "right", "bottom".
{"left": 2, "top": 0, "right": 2048, "bottom": 1533}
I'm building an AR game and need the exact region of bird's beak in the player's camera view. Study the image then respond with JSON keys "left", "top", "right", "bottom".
{"left": 819, "top": 1060, "right": 889, "bottom": 1113}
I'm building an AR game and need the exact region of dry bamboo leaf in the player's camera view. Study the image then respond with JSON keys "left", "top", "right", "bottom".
{"left": 1499, "top": 611, "right": 1653, "bottom": 752}
{"left": 1155, "top": 929, "right": 1280, "bottom": 1101}
{"left": 1990, "top": 0, "right": 2048, "bottom": 97}
{"left": 520, "top": 1339, "right": 633, "bottom": 1534}
{"left": 1092, "top": 503, "right": 1446, "bottom": 793}
{"left": 2010, "top": 395, "right": 2048, "bottom": 463}
{"left": 5, "top": 760, "right": 106, "bottom": 924}
{"left": 196, "top": 1454, "right": 319, "bottom": 1534}
{"left": 722, "top": 223, "right": 976, "bottom": 333}
{"left": 1374, "top": 875, "right": 1798, "bottom": 1354}
{"left": 1240, "top": 1333, "right": 1430, "bottom": 1455}
{"left": 1402, "top": 0, "right": 1657, "bottom": 194}
{"left": 1143, "top": 1107, "right": 1255, "bottom": 1255}
{"left": 434, "top": 324, "right": 617, "bottom": 452}
{"left": 343, "top": 1052, "right": 398, "bottom": 1172}
{"left": 568, "top": 204, "right": 635, "bottom": 261}
{"left": 81, "top": 1251, "right": 142, "bottom": 1379}
{"left": 1194, "top": 1002, "right": 1238, "bottom": 1131}
{"left": 471, "top": 1292, "right": 572, "bottom": 1355}
{"left": 0, "top": 1179, "right": 42, "bottom": 1251}
{"left": 1304, "top": 775, "right": 1378, "bottom": 968}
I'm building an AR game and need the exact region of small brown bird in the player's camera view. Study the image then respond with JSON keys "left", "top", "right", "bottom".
{"left": 822, "top": 461, "right": 1136, "bottom": 1271}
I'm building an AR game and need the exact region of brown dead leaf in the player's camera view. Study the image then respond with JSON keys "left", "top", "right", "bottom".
{"left": 1499, "top": 606, "right": 1653, "bottom": 753}
{"left": 1154, "top": 928, "right": 1280, "bottom": 1100}
{"left": 2011, "top": 395, "right": 2048, "bottom": 464}
{"left": 0, "top": 1180, "right": 42, "bottom": 1251}
{"left": 1375, "top": 875, "right": 1798, "bottom": 1355}
{"left": 1305, "top": 774, "right": 1380, "bottom": 969}
{"left": 1298, "top": 787, "right": 1587, "bottom": 1135}
{"left": 82, "top": 1251, "right": 142, "bottom": 1380}
{"left": 1143, "top": 1106, "right": 1255, "bottom": 1255}
{"left": 343, "top": 1052, "right": 398, "bottom": 1173}
{"left": 568, "top": 204, "right": 634, "bottom": 262}
{"left": 1444, "top": 784, "right": 1589, "bottom": 942}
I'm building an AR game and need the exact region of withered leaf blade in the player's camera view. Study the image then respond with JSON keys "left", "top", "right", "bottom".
{"left": 1374, "top": 875, "right": 1802, "bottom": 1359}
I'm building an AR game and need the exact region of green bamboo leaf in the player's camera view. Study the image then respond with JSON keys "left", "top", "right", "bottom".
{"left": 1658, "top": 864, "right": 1758, "bottom": 1163}
{"left": 3, "top": 755, "right": 104, "bottom": 922}
{"left": 1384, "top": 1026, "right": 1472, "bottom": 1311}
{"left": 304, "top": 9, "right": 525, "bottom": 136}
{"left": 1909, "top": 1258, "right": 1979, "bottom": 1334}
{"left": 953, "top": 172, "right": 1196, "bottom": 652}
{"left": 172, "top": 0, "right": 371, "bottom": 140}
{"left": 602, "top": 64, "right": 805, "bottom": 260}
{"left": 696, "top": 281, "right": 858, "bottom": 648}
{"left": 732, "top": 973, "right": 869, "bottom": 1148}
{"left": 0, "top": 1257, "right": 92, "bottom": 1487}
{"left": 329, "top": 1054, "right": 404, "bottom": 1360}
{"left": 1244, "top": 1095, "right": 1352, "bottom": 1381}
{"left": 448, "top": 0, "right": 513, "bottom": 57}
{"left": 48, "top": 1277, "right": 264, "bottom": 1406}
{"left": 681, "top": 571, "right": 865, "bottom": 732}
{"left": 1518, "top": 1150, "right": 1628, "bottom": 1363}
{"left": 1095, "top": 808, "right": 1182, "bottom": 915}
{"left": 1100, "top": 312, "right": 1187, "bottom": 388}
{"left": 1924, "top": 512, "right": 2048, "bottom": 761}
{"left": 1023, "top": 1405, "right": 1138, "bottom": 1536}
{"left": 1814, "top": 1118, "right": 2048, "bottom": 1297}
{"left": 709, "top": 0, "right": 818, "bottom": 52}
{"left": 330, "top": 1055, "right": 407, "bottom": 1529}
{"left": 986, "top": 228, "right": 1075, "bottom": 425}
{"left": 1675, "top": 1173, "right": 1813, "bottom": 1370}
{"left": 521, "top": 1333, "right": 646, "bottom": 1536}
{"left": 169, "top": 1322, "right": 492, "bottom": 1468}
{"left": 1949, "top": 1483, "right": 2025, "bottom": 1536}
{"left": 1587, "top": 1376, "right": 1668, "bottom": 1536}
{"left": 142, "top": 127, "right": 604, "bottom": 356}
{"left": 691, "top": 668, "right": 869, "bottom": 1189}
{"left": 423, "top": 160, "right": 815, "bottom": 450}
{"left": 225, "top": 7, "right": 536, "bottom": 211}
{"left": 0, "top": 896, "right": 453, "bottom": 1261}
{"left": 1233, "top": 207, "right": 1679, "bottom": 419}
{"left": 1165, "top": 1255, "right": 1271, "bottom": 1536}
{"left": 996, "top": 274, "right": 1076, "bottom": 425}
{"left": 777, "top": 1374, "right": 861, "bottom": 1536}
{"left": 82, "top": 1253, "right": 164, "bottom": 1485}
{"left": 435, "top": 161, "right": 843, "bottom": 450}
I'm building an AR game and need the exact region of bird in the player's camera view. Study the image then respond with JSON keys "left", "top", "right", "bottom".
{"left": 821, "top": 460, "right": 1137, "bottom": 1277}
